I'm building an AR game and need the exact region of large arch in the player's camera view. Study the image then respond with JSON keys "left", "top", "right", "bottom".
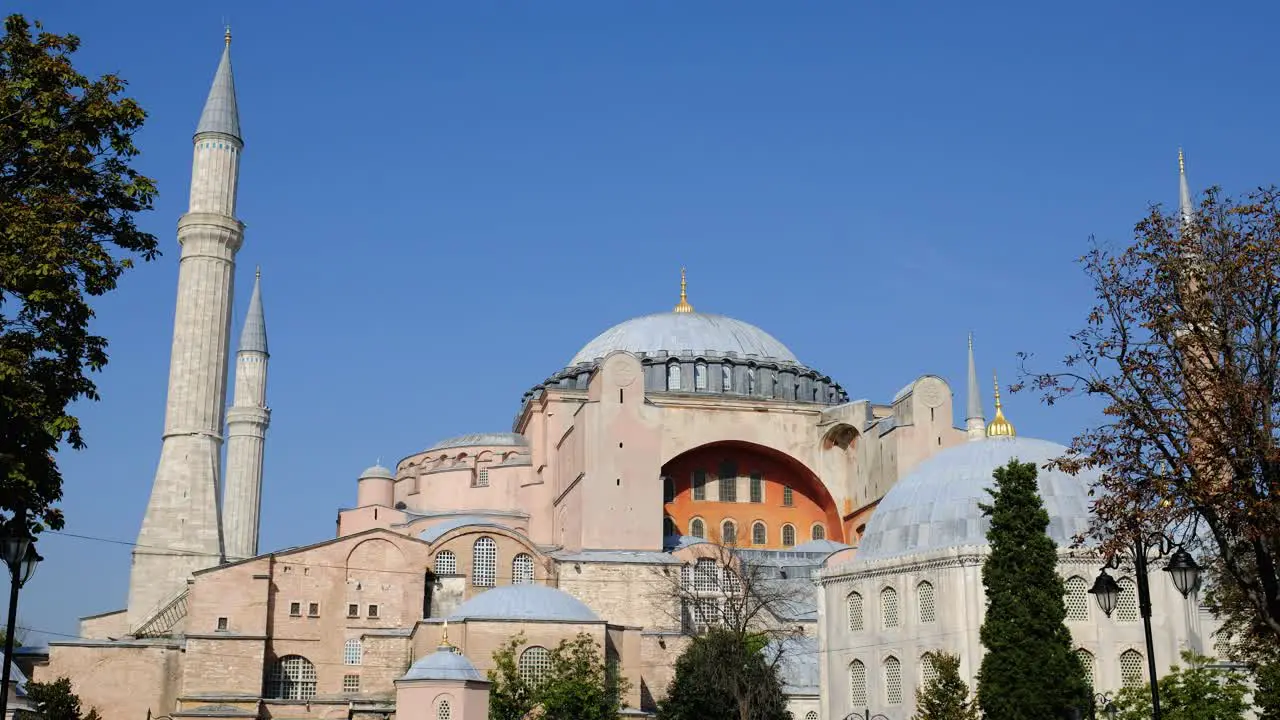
{"left": 661, "top": 440, "right": 844, "bottom": 546}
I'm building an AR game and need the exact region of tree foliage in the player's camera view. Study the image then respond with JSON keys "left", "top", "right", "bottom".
{"left": 1253, "top": 660, "right": 1280, "bottom": 720}
{"left": 21, "top": 677, "right": 102, "bottom": 720}
{"left": 1018, "top": 187, "right": 1280, "bottom": 656}
{"left": 657, "top": 628, "right": 790, "bottom": 720}
{"left": 487, "top": 632, "right": 628, "bottom": 720}
{"left": 1110, "top": 651, "right": 1249, "bottom": 720}
{"left": 976, "top": 459, "right": 1090, "bottom": 719}
{"left": 0, "top": 13, "right": 158, "bottom": 535}
{"left": 913, "top": 651, "right": 979, "bottom": 720}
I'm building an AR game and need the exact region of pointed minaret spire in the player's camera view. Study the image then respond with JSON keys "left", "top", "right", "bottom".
{"left": 223, "top": 268, "right": 271, "bottom": 561}
{"left": 238, "top": 267, "right": 268, "bottom": 355}
{"left": 196, "top": 28, "right": 241, "bottom": 140}
{"left": 965, "top": 333, "right": 986, "bottom": 440}
{"left": 1178, "top": 148, "right": 1193, "bottom": 228}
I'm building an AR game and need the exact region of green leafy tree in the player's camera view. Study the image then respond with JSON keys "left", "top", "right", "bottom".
{"left": 1110, "top": 651, "right": 1248, "bottom": 720}
{"left": 488, "top": 632, "right": 629, "bottom": 720}
{"left": 976, "top": 459, "right": 1090, "bottom": 719}
{"left": 1253, "top": 660, "right": 1280, "bottom": 720}
{"left": 0, "top": 13, "right": 158, "bottom": 534}
{"left": 657, "top": 628, "right": 790, "bottom": 720}
{"left": 914, "top": 651, "right": 979, "bottom": 720}
{"left": 21, "top": 677, "right": 102, "bottom": 720}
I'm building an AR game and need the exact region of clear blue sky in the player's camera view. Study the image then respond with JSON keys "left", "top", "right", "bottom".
{"left": 8, "top": 1, "right": 1279, "bottom": 644}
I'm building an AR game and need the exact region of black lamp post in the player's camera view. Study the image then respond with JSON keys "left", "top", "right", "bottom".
{"left": 1087, "top": 535, "right": 1201, "bottom": 720}
{"left": 843, "top": 712, "right": 891, "bottom": 720}
{"left": 1089, "top": 691, "right": 1119, "bottom": 720}
{"left": 0, "top": 534, "right": 41, "bottom": 718}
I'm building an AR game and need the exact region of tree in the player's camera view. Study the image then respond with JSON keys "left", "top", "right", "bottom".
{"left": 1017, "top": 187, "right": 1280, "bottom": 658}
{"left": 914, "top": 651, "right": 979, "bottom": 720}
{"left": 1110, "top": 650, "right": 1249, "bottom": 720}
{"left": 487, "top": 632, "right": 629, "bottom": 720}
{"left": 657, "top": 628, "right": 790, "bottom": 720}
{"left": 0, "top": 13, "right": 158, "bottom": 535}
{"left": 976, "top": 459, "right": 1090, "bottom": 719}
{"left": 21, "top": 677, "right": 102, "bottom": 720}
{"left": 1253, "top": 660, "right": 1280, "bottom": 720}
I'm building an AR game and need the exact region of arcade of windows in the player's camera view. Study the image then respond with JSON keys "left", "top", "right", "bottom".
{"left": 677, "top": 516, "right": 826, "bottom": 547}
{"left": 681, "top": 468, "right": 793, "bottom": 508}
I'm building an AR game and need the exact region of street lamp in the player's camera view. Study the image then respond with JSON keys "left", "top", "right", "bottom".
{"left": 843, "top": 712, "right": 891, "bottom": 720}
{"left": 1087, "top": 535, "right": 1201, "bottom": 720}
{"left": 0, "top": 534, "right": 40, "bottom": 718}
{"left": 1089, "top": 691, "right": 1118, "bottom": 720}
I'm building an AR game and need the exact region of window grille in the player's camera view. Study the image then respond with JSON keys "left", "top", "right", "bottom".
{"left": 473, "top": 537, "right": 497, "bottom": 587}
{"left": 847, "top": 592, "right": 864, "bottom": 632}
{"left": 289, "top": 602, "right": 301, "bottom": 617}
{"left": 782, "top": 524, "right": 796, "bottom": 547}
{"left": 664, "top": 516, "right": 678, "bottom": 537}
{"left": 849, "top": 660, "right": 867, "bottom": 706}
{"left": 437, "top": 699, "right": 451, "bottom": 720}
{"left": 667, "top": 363, "right": 681, "bottom": 391}
{"left": 690, "top": 518, "right": 705, "bottom": 538}
{"left": 344, "top": 638, "right": 362, "bottom": 665}
{"left": 435, "top": 550, "right": 457, "bottom": 575}
{"left": 680, "top": 564, "right": 692, "bottom": 590}
{"left": 881, "top": 587, "right": 900, "bottom": 629}
{"left": 1116, "top": 577, "right": 1139, "bottom": 622}
{"left": 663, "top": 476, "right": 674, "bottom": 503}
{"left": 348, "top": 603, "right": 359, "bottom": 618}
{"left": 475, "top": 467, "right": 489, "bottom": 487}
{"left": 921, "top": 653, "right": 939, "bottom": 687}
{"left": 752, "top": 522, "right": 767, "bottom": 545}
{"left": 695, "top": 362, "right": 708, "bottom": 390}
{"left": 721, "top": 520, "right": 737, "bottom": 544}
{"left": 782, "top": 486, "right": 794, "bottom": 506}
{"left": 885, "top": 656, "right": 903, "bottom": 704}
{"left": 695, "top": 598, "right": 720, "bottom": 626}
{"left": 750, "top": 474, "right": 763, "bottom": 503}
{"left": 1076, "top": 648, "right": 1095, "bottom": 687}
{"left": 694, "top": 559, "right": 719, "bottom": 593}
{"left": 805, "top": 713, "right": 818, "bottom": 720}
{"left": 692, "top": 471, "right": 706, "bottom": 501}
{"left": 342, "top": 674, "right": 360, "bottom": 693}
{"left": 722, "top": 365, "right": 732, "bottom": 391}
{"left": 1120, "top": 649, "right": 1144, "bottom": 687}
{"left": 1065, "top": 576, "right": 1089, "bottom": 621}
{"left": 266, "top": 655, "right": 317, "bottom": 700}
{"left": 519, "top": 646, "right": 553, "bottom": 685}
{"left": 812, "top": 524, "right": 826, "bottom": 541}
{"left": 368, "top": 604, "right": 379, "bottom": 618}
{"left": 308, "top": 602, "right": 319, "bottom": 617}
{"left": 722, "top": 568, "right": 742, "bottom": 595}
{"left": 719, "top": 461, "right": 737, "bottom": 502}
{"left": 512, "top": 553, "right": 534, "bottom": 584}
{"left": 917, "top": 581, "right": 936, "bottom": 623}
{"left": 216, "top": 617, "right": 228, "bottom": 631}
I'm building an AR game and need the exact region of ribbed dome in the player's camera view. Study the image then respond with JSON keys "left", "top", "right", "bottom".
{"left": 570, "top": 312, "right": 798, "bottom": 366}
{"left": 855, "top": 437, "right": 1098, "bottom": 563}
{"left": 448, "top": 584, "right": 599, "bottom": 623}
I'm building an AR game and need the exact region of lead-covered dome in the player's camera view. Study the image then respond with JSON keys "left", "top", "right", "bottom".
{"left": 855, "top": 437, "right": 1098, "bottom": 563}
{"left": 570, "top": 311, "right": 798, "bottom": 366}
{"left": 448, "top": 584, "right": 600, "bottom": 623}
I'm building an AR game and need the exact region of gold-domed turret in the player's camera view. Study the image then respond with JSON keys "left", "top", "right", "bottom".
{"left": 986, "top": 372, "right": 1016, "bottom": 438}
{"left": 673, "top": 267, "right": 694, "bottom": 313}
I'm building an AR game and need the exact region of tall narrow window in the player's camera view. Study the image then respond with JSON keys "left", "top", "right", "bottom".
{"left": 435, "top": 550, "right": 457, "bottom": 575}
{"left": 473, "top": 537, "right": 497, "bottom": 587}
{"left": 781, "top": 524, "right": 796, "bottom": 547}
{"left": 748, "top": 368, "right": 756, "bottom": 394}
{"left": 1065, "top": 576, "right": 1089, "bottom": 621}
{"left": 921, "top": 653, "right": 939, "bottom": 687}
{"left": 752, "top": 521, "right": 766, "bottom": 545}
{"left": 663, "top": 476, "right": 674, "bottom": 503}
{"left": 692, "top": 470, "right": 706, "bottom": 500}
{"left": 1116, "top": 577, "right": 1139, "bottom": 622}
{"left": 884, "top": 656, "right": 903, "bottom": 704}
{"left": 720, "top": 520, "right": 737, "bottom": 545}
{"left": 667, "top": 362, "right": 682, "bottom": 391}
{"left": 344, "top": 638, "right": 363, "bottom": 665}
{"left": 694, "top": 362, "right": 708, "bottom": 390}
{"left": 749, "top": 473, "right": 763, "bottom": 503}
{"left": 664, "top": 516, "right": 678, "bottom": 537}
{"left": 718, "top": 461, "right": 737, "bottom": 502}
{"left": 722, "top": 365, "right": 732, "bottom": 391}
{"left": 690, "top": 518, "right": 705, "bottom": 538}
{"left": 811, "top": 524, "right": 826, "bottom": 541}
{"left": 1076, "top": 648, "right": 1095, "bottom": 687}
{"left": 847, "top": 592, "right": 864, "bottom": 632}
{"left": 782, "top": 485, "right": 794, "bottom": 507}
{"left": 917, "top": 581, "right": 936, "bottom": 623}
{"left": 512, "top": 553, "right": 534, "bottom": 584}
{"left": 849, "top": 660, "right": 867, "bottom": 706}
{"left": 881, "top": 586, "right": 900, "bottom": 629}
{"left": 1120, "top": 649, "right": 1144, "bottom": 687}
{"left": 474, "top": 467, "right": 489, "bottom": 487}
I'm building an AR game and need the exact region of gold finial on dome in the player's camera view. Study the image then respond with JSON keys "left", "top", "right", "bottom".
{"left": 225, "top": 25, "right": 232, "bottom": 46}
{"left": 986, "top": 371, "right": 1016, "bottom": 438}
{"left": 673, "top": 267, "right": 694, "bottom": 313}
{"left": 439, "top": 620, "right": 453, "bottom": 650}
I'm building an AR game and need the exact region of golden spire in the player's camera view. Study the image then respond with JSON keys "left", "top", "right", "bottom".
{"left": 440, "top": 620, "right": 452, "bottom": 649}
{"left": 225, "top": 25, "right": 232, "bottom": 46}
{"left": 673, "top": 267, "right": 694, "bottom": 313}
{"left": 986, "top": 371, "right": 1016, "bottom": 438}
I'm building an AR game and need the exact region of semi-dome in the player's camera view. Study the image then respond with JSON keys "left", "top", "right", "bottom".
{"left": 401, "top": 646, "right": 483, "bottom": 681}
{"left": 570, "top": 311, "right": 798, "bottom": 366}
{"left": 448, "top": 584, "right": 600, "bottom": 623}
{"left": 855, "top": 437, "right": 1098, "bottom": 563}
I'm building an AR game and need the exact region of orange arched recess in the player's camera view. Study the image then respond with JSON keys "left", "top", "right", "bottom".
{"left": 661, "top": 440, "right": 844, "bottom": 548}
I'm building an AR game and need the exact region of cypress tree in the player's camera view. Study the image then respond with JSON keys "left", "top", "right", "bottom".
{"left": 976, "top": 458, "right": 1090, "bottom": 719}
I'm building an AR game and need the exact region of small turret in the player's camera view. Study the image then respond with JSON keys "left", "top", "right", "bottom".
{"left": 357, "top": 463, "right": 396, "bottom": 508}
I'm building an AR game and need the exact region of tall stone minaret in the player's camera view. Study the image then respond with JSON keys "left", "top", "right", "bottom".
{"left": 965, "top": 333, "right": 986, "bottom": 440}
{"left": 223, "top": 269, "right": 269, "bottom": 561}
{"left": 127, "top": 31, "right": 243, "bottom": 630}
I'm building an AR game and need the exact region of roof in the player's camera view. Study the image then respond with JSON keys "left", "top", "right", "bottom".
{"left": 426, "top": 432, "right": 528, "bottom": 452}
{"left": 195, "top": 40, "right": 240, "bottom": 139}
{"left": 570, "top": 311, "right": 798, "bottom": 366}
{"left": 238, "top": 271, "right": 267, "bottom": 354}
{"left": 418, "top": 516, "right": 516, "bottom": 543}
{"left": 401, "top": 646, "right": 484, "bottom": 682}
{"left": 359, "top": 464, "right": 394, "bottom": 480}
{"left": 789, "top": 539, "right": 851, "bottom": 554}
{"left": 765, "top": 635, "right": 819, "bottom": 695}
{"left": 855, "top": 436, "right": 1099, "bottom": 563}
{"left": 448, "top": 584, "right": 600, "bottom": 623}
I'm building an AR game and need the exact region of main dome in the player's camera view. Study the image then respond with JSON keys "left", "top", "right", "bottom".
{"left": 569, "top": 311, "right": 798, "bottom": 366}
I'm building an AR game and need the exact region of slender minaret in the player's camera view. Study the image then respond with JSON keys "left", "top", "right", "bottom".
{"left": 965, "top": 333, "right": 986, "bottom": 440}
{"left": 127, "top": 30, "right": 244, "bottom": 630}
{"left": 223, "top": 268, "right": 270, "bottom": 561}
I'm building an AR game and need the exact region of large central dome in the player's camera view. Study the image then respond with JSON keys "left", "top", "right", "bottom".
{"left": 570, "top": 311, "right": 799, "bottom": 366}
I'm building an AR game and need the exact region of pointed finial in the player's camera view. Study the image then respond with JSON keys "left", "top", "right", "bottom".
{"left": 1178, "top": 147, "right": 1185, "bottom": 174}
{"left": 993, "top": 372, "right": 1002, "bottom": 408}
{"left": 440, "top": 620, "right": 452, "bottom": 650}
{"left": 255, "top": 265, "right": 261, "bottom": 280}
{"left": 986, "top": 370, "right": 1016, "bottom": 438}
{"left": 225, "top": 25, "right": 232, "bottom": 46}
{"left": 673, "top": 267, "right": 694, "bottom": 313}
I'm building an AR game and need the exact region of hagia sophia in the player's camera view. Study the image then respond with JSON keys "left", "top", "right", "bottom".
{"left": 15, "top": 33, "right": 1216, "bottom": 720}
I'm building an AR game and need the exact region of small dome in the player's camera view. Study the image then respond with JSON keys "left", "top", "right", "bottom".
{"left": 448, "top": 584, "right": 599, "bottom": 623}
{"left": 426, "top": 432, "right": 528, "bottom": 452}
{"left": 359, "top": 464, "right": 393, "bottom": 480}
{"left": 570, "top": 312, "right": 798, "bottom": 366}
{"left": 856, "top": 437, "right": 1098, "bottom": 563}
{"left": 401, "top": 646, "right": 483, "bottom": 682}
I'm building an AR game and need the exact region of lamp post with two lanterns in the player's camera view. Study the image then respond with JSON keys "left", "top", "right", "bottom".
{"left": 0, "top": 531, "right": 42, "bottom": 718}
{"left": 1087, "top": 533, "right": 1202, "bottom": 720}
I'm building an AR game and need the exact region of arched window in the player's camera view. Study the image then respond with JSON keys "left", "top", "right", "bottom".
{"left": 664, "top": 516, "right": 678, "bottom": 537}
{"left": 1076, "top": 648, "right": 1095, "bottom": 687}
{"left": 846, "top": 592, "right": 864, "bottom": 632}
{"left": 512, "top": 553, "right": 534, "bottom": 584}
{"left": 811, "top": 523, "right": 826, "bottom": 541}
{"left": 805, "top": 713, "right": 818, "bottom": 720}
{"left": 849, "top": 659, "right": 867, "bottom": 706}
{"left": 881, "top": 587, "right": 900, "bottom": 629}
{"left": 667, "top": 362, "right": 682, "bottom": 391}
{"left": 519, "top": 646, "right": 553, "bottom": 685}
{"left": 266, "top": 655, "right": 317, "bottom": 700}
{"left": 472, "top": 537, "right": 497, "bottom": 587}
{"left": 752, "top": 521, "right": 767, "bottom": 545}
{"left": 1120, "top": 649, "right": 1144, "bottom": 687}
{"left": 721, "top": 520, "right": 737, "bottom": 545}
{"left": 921, "top": 652, "right": 938, "bottom": 687}
{"left": 690, "top": 518, "right": 705, "bottom": 538}
{"left": 343, "top": 638, "right": 362, "bottom": 665}
{"left": 884, "top": 656, "right": 903, "bottom": 704}
{"left": 437, "top": 699, "right": 451, "bottom": 720}
{"left": 695, "top": 362, "right": 708, "bottom": 390}
{"left": 747, "top": 367, "right": 757, "bottom": 394}
{"left": 1065, "top": 576, "right": 1089, "bottom": 621}
{"left": 781, "top": 524, "right": 796, "bottom": 547}
{"left": 917, "top": 581, "right": 936, "bottom": 623}
{"left": 722, "top": 365, "right": 732, "bottom": 392}
{"left": 435, "top": 550, "right": 456, "bottom": 575}
{"left": 1116, "top": 577, "right": 1139, "bottom": 622}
